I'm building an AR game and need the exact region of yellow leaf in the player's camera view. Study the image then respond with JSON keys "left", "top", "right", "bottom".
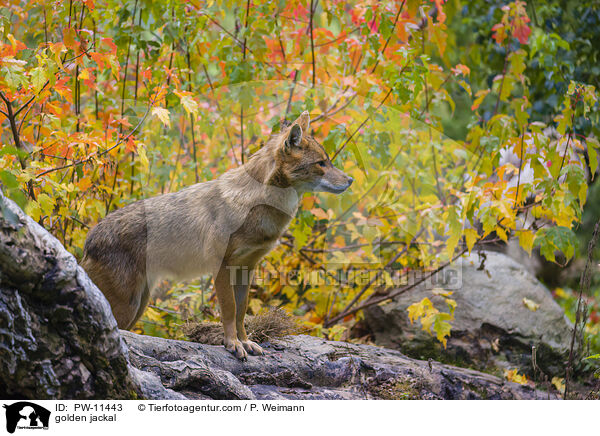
{"left": 433, "top": 313, "right": 453, "bottom": 348}
{"left": 406, "top": 297, "right": 434, "bottom": 324}
{"left": 522, "top": 297, "right": 540, "bottom": 312}
{"left": 37, "top": 193, "right": 55, "bottom": 215}
{"left": 517, "top": 229, "right": 534, "bottom": 256}
{"left": 432, "top": 288, "right": 453, "bottom": 297}
{"left": 7, "top": 34, "right": 18, "bottom": 52}
{"left": 551, "top": 377, "right": 565, "bottom": 393}
{"left": 180, "top": 95, "right": 198, "bottom": 116}
{"left": 151, "top": 107, "right": 170, "bottom": 127}
{"left": 138, "top": 144, "right": 149, "bottom": 170}
{"left": 554, "top": 287, "right": 567, "bottom": 299}
{"left": 496, "top": 226, "right": 508, "bottom": 242}
{"left": 464, "top": 228, "right": 479, "bottom": 253}
{"left": 248, "top": 298, "right": 262, "bottom": 315}
{"left": 63, "top": 27, "right": 77, "bottom": 50}
{"left": 504, "top": 369, "right": 528, "bottom": 385}
{"left": 144, "top": 307, "right": 162, "bottom": 323}
{"left": 471, "top": 89, "right": 490, "bottom": 111}
{"left": 78, "top": 68, "right": 90, "bottom": 81}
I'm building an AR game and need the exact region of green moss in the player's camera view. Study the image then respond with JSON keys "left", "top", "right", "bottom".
{"left": 370, "top": 378, "right": 421, "bottom": 400}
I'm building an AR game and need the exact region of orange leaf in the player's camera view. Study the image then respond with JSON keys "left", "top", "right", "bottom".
{"left": 77, "top": 177, "right": 92, "bottom": 191}
{"left": 101, "top": 38, "right": 117, "bottom": 55}
{"left": 125, "top": 136, "right": 137, "bottom": 153}
{"left": 311, "top": 208, "right": 329, "bottom": 220}
{"left": 89, "top": 52, "right": 105, "bottom": 69}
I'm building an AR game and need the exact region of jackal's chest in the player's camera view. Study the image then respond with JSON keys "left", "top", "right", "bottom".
{"left": 228, "top": 205, "right": 293, "bottom": 262}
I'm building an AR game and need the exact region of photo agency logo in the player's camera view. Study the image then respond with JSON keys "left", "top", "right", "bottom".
{"left": 2, "top": 402, "right": 50, "bottom": 433}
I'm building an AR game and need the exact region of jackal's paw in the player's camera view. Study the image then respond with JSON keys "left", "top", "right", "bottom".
{"left": 224, "top": 338, "right": 248, "bottom": 360}
{"left": 241, "top": 340, "right": 264, "bottom": 356}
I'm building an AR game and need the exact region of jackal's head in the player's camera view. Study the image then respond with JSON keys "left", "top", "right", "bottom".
{"left": 274, "top": 111, "right": 353, "bottom": 194}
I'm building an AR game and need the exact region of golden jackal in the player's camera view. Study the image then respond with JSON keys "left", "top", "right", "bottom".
{"left": 81, "top": 111, "right": 353, "bottom": 359}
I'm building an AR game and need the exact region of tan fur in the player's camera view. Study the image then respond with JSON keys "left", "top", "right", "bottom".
{"left": 81, "top": 111, "right": 352, "bottom": 359}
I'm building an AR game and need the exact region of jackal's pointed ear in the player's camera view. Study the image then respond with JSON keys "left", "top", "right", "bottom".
{"left": 284, "top": 124, "right": 303, "bottom": 152}
{"left": 293, "top": 110, "right": 310, "bottom": 132}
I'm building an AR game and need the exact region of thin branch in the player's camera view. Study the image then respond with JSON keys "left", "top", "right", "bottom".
{"left": 557, "top": 108, "right": 576, "bottom": 177}
{"left": 12, "top": 46, "right": 91, "bottom": 121}
{"left": 492, "top": 43, "right": 510, "bottom": 118}
{"left": 201, "top": 63, "right": 239, "bottom": 166}
{"left": 36, "top": 85, "right": 162, "bottom": 178}
{"left": 513, "top": 128, "right": 526, "bottom": 210}
{"left": 326, "top": 247, "right": 468, "bottom": 326}
{"left": 186, "top": 39, "right": 199, "bottom": 182}
{"left": 564, "top": 219, "right": 600, "bottom": 399}
{"left": 311, "top": 91, "right": 356, "bottom": 123}
{"left": 417, "top": 72, "right": 451, "bottom": 119}
{"left": 370, "top": 0, "right": 406, "bottom": 73}
{"left": 201, "top": 12, "right": 287, "bottom": 79}
{"left": 331, "top": 85, "right": 394, "bottom": 160}
{"left": 324, "top": 229, "right": 424, "bottom": 327}
{"left": 315, "top": 27, "right": 360, "bottom": 47}
{"left": 0, "top": 91, "right": 27, "bottom": 170}
{"left": 421, "top": 19, "right": 445, "bottom": 206}
{"left": 309, "top": 0, "right": 316, "bottom": 87}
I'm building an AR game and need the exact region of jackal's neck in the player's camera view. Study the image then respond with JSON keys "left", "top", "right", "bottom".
{"left": 242, "top": 147, "right": 291, "bottom": 189}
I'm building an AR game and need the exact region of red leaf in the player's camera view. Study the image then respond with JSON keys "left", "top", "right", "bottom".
{"left": 512, "top": 17, "right": 531, "bottom": 44}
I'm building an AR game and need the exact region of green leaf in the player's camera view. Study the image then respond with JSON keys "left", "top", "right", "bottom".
{"left": 0, "top": 170, "right": 19, "bottom": 189}
{"left": 30, "top": 67, "right": 47, "bottom": 93}
{"left": 588, "top": 138, "right": 599, "bottom": 180}
{"left": 37, "top": 193, "right": 55, "bottom": 215}
{"left": 584, "top": 354, "right": 600, "bottom": 360}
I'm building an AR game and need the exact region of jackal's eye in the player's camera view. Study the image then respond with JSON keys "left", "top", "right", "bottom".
{"left": 316, "top": 160, "right": 327, "bottom": 168}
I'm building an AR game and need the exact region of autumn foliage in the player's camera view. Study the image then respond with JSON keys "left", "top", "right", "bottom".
{"left": 0, "top": 0, "right": 598, "bottom": 344}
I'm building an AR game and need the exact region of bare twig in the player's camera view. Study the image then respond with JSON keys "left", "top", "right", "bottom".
{"left": 564, "top": 219, "right": 600, "bottom": 399}
{"left": 370, "top": 0, "right": 406, "bottom": 73}
{"left": 309, "top": 0, "right": 316, "bottom": 87}
{"left": 324, "top": 229, "right": 424, "bottom": 327}
{"left": 421, "top": 19, "right": 445, "bottom": 206}
{"left": 514, "top": 128, "right": 526, "bottom": 209}
{"left": 0, "top": 91, "right": 27, "bottom": 170}
{"left": 201, "top": 63, "right": 239, "bottom": 165}
{"left": 325, "top": 247, "right": 468, "bottom": 326}
{"left": 331, "top": 85, "right": 394, "bottom": 160}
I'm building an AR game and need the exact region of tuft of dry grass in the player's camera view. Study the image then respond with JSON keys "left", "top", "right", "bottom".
{"left": 181, "top": 320, "right": 224, "bottom": 345}
{"left": 182, "top": 307, "right": 302, "bottom": 345}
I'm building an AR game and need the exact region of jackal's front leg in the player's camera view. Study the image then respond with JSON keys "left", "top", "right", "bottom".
{"left": 234, "top": 282, "right": 264, "bottom": 356}
{"left": 215, "top": 266, "right": 247, "bottom": 360}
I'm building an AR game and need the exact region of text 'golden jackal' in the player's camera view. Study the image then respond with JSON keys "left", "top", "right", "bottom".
{"left": 82, "top": 111, "right": 353, "bottom": 359}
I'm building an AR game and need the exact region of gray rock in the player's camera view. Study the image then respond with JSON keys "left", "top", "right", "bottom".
{"left": 122, "top": 330, "right": 557, "bottom": 399}
{"left": 365, "top": 251, "right": 573, "bottom": 377}
{"left": 0, "top": 192, "right": 138, "bottom": 399}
